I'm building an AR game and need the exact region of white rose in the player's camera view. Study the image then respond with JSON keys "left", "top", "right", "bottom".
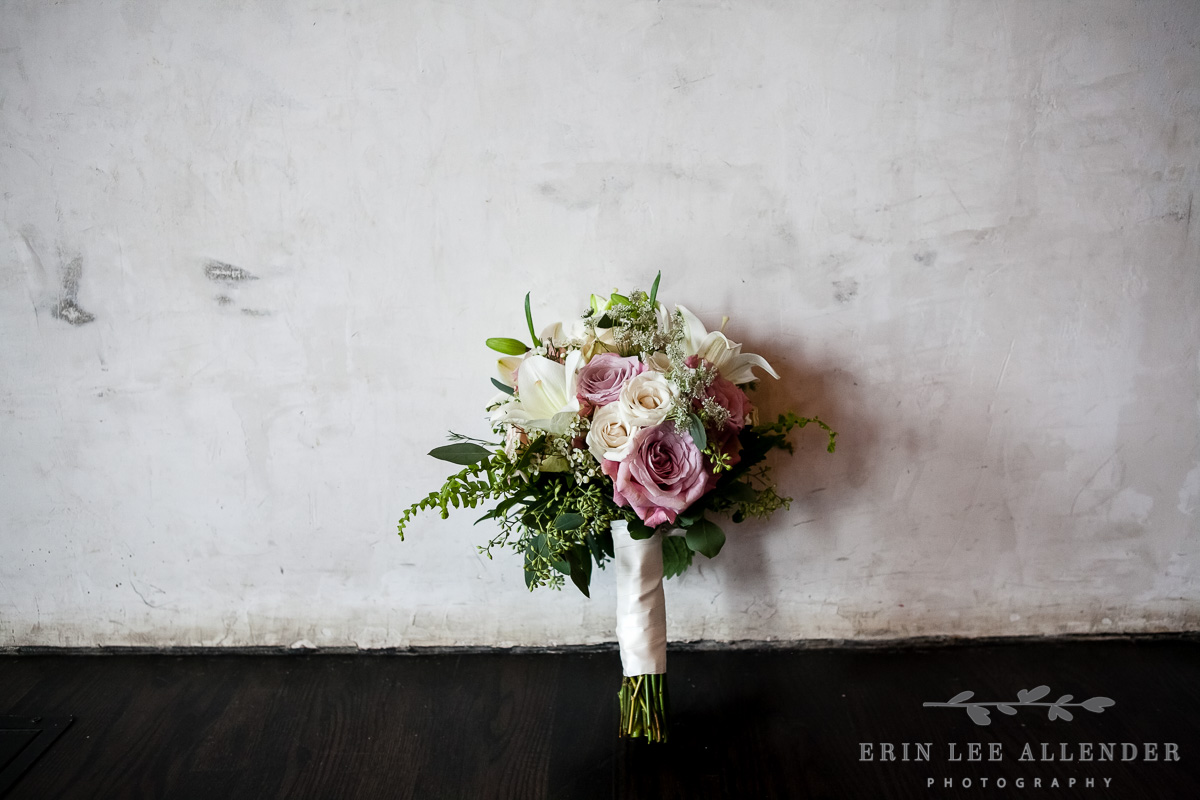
{"left": 643, "top": 351, "right": 670, "bottom": 374}
{"left": 616, "top": 370, "right": 678, "bottom": 428}
{"left": 586, "top": 403, "right": 639, "bottom": 462}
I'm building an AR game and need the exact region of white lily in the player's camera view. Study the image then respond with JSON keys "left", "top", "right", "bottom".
{"left": 539, "top": 319, "right": 587, "bottom": 349}
{"left": 490, "top": 352, "right": 582, "bottom": 430}
{"left": 675, "top": 305, "right": 780, "bottom": 385}
{"left": 496, "top": 356, "right": 522, "bottom": 388}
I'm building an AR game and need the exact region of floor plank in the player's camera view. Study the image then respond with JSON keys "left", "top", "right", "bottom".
{"left": 0, "top": 638, "right": 1196, "bottom": 798}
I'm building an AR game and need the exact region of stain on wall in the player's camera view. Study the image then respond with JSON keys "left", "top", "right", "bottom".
{"left": 52, "top": 256, "right": 96, "bottom": 326}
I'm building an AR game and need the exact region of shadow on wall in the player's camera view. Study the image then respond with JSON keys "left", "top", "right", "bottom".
{"left": 709, "top": 338, "right": 886, "bottom": 606}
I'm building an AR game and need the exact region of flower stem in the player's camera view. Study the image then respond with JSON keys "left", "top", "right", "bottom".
{"left": 618, "top": 673, "right": 669, "bottom": 743}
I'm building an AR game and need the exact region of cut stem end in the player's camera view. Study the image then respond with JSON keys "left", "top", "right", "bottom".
{"left": 618, "top": 673, "right": 669, "bottom": 743}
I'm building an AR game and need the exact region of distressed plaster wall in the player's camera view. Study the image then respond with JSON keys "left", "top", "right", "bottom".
{"left": 1, "top": 0, "right": 1197, "bottom": 648}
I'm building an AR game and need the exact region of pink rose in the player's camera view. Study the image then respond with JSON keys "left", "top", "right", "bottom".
{"left": 576, "top": 353, "right": 645, "bottom": 414}
{"left": 686, "top": 355, "right": 753, "bottom": 431}
{"left": 601, "top": 422, "right": 715, "bottom": 527}
{"left": 706, "top": 374, "right": 753, "bottom": 431}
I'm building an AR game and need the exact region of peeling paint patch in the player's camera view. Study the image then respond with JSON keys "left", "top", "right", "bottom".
{"left": 215, "top": 295, "right": 234, "bottom": 306}
{"left": 51, "top": 256, "right": 95, "bottom": 326}
{"left": 913, "top": 250, "right": 938, "bottom": 265}
{"left": 204, "top": 259, "right": 258, "bottom": 282}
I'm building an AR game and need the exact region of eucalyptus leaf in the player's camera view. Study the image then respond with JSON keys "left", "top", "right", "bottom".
{"left": 554, "top": 512, "right": 585, "bottom": 531}
{"left": 567, "top": 545, "right": 592, "bottom": 597}
{"left": 429, "top": 443, "right": 492, "bottom": 465}
{"left": 648, "top": 271, "right": 661, "bottom": 307}
{"left": 485, "top": 337, "right": 529, "bottom": 355}
{"left": 627, "top": 519, "right": 654, "bottom": 540}
{"left": 687, "top": 413, "right": 707, "bottom": 451}
{"left": 490, "top": 378, "right": 515, "bottom": 396}
{"left": 598, "top": 528, "right": 614, "bottom": 558}
{"left": 585, "top": 532, "right": 604, "bottom": 563}
{"left": 725, "top": 482, "right": 759, "bottom": 503}
{"left": 552, "top": 559, "right": 571, "bottom": 576}
{"left": 662, "top": 536, "right": 693, "bottom": 579}
{"left": 684, "top": 517, "right": 726, "bottom": 558}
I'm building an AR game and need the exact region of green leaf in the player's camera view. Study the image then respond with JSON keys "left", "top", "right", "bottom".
{"left": 627, "top": 518, "right": 654, "bottom": 540}
{"left": 687, "top": 413, "right": 707, "bottom": 452}
{"left": 595, "top": 313, "right": 613, "bottom": 329}
{"left": 524, "top": 568, "right": 536, "bottom": 589}
{"left": 609, "top": 292, "right": 630, "bottom": 306}
{"left": 428, "top": 443, "right": 492, "bottom": 465}
{"left": 525, "top": 292, "right": 541, "bottom": 347}
{"left": 585, "top": 531, "right": 604, "bottom": 563}
{"left": 684, "top": 517, "right": 726, "bottom": 559}
{"left": 539, "top": 455, "right": 570, "bottom": 472}
{"left": 554, "top": 512, "right": 585, "bottom": 530}
{"left": 725, "top": 482, "right": 759, "bottom": 503}
{"left": 675, "top": 513, "right": 700, "bottom": 528}
{"left": 485, "top": 337, "right": 529, "bottom": 355}
{"left": 587, "top": 529, "right": 614, "bottom": 560}
{"left": 567, "top": 545, "right": 592, "bottom": 597}
{"left": 662, "top": 536, "right": 693, "bottom": 579}
{"left": 490, "top": 378, "right": 515, "bottom": 396}
{"left": 514, "top": 437, "right": 547, "bottom": 470}
{"left": 648, "top": 271, "right": 661, "bottom": 307}
{"left": 552, "top": 559, "right": 571, "bottom": 575}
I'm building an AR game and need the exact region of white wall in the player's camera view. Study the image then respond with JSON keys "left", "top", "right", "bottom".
{"left": 2, "top": 0, "right": 1197, "bottom": 648}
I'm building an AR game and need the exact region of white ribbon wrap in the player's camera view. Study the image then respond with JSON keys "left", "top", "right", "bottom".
{"left": 612, "top": 520, "right": 667, "bottom": 676}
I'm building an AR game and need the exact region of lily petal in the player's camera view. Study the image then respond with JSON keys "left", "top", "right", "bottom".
{"left": 496, "top": 356, "right": 522, "bottom": 387}
{"left": 720, "top": 352, "right": 780, "bottom": 384}
{"left": 674, "top": 305, "right": 710, "bottom": 356}
{"left": 517, "top": 355, "right": 570, "bottom": 420}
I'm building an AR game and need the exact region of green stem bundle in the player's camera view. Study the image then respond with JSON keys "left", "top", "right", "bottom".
{"left": 618, "top": 673, "right": 669, "bottom": 743}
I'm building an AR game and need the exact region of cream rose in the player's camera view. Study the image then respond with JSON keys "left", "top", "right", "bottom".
{"left": 616, "top": 370, "right": 678, "bottom": 428}
{"left": 586, "top": 402, "right": 639, "bottom": 462}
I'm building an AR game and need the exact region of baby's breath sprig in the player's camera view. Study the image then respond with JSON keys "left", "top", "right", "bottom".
{"left": 607, "top": 289, "right": 673, "bottom": 357}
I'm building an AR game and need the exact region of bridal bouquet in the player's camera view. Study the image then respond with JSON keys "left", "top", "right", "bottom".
{"left": 398, "top": 274, "right": 835, "bottom": 742}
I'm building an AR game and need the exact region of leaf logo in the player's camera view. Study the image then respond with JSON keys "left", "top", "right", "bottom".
{"left": 924, "top": 686, "right": 1115, "bottom": 726}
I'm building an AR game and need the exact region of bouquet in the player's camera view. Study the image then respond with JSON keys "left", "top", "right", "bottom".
{"left": 399, "top": 274, "right": 835, "bottom": 742}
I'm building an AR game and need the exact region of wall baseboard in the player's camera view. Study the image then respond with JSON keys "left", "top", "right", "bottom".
{"left": 3, "top": 630, "right": 1197, "bottom": 657}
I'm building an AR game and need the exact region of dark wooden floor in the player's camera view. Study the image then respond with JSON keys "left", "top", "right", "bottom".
{"left": 1, "top": 637, "right": 1197, "bottom": 799}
